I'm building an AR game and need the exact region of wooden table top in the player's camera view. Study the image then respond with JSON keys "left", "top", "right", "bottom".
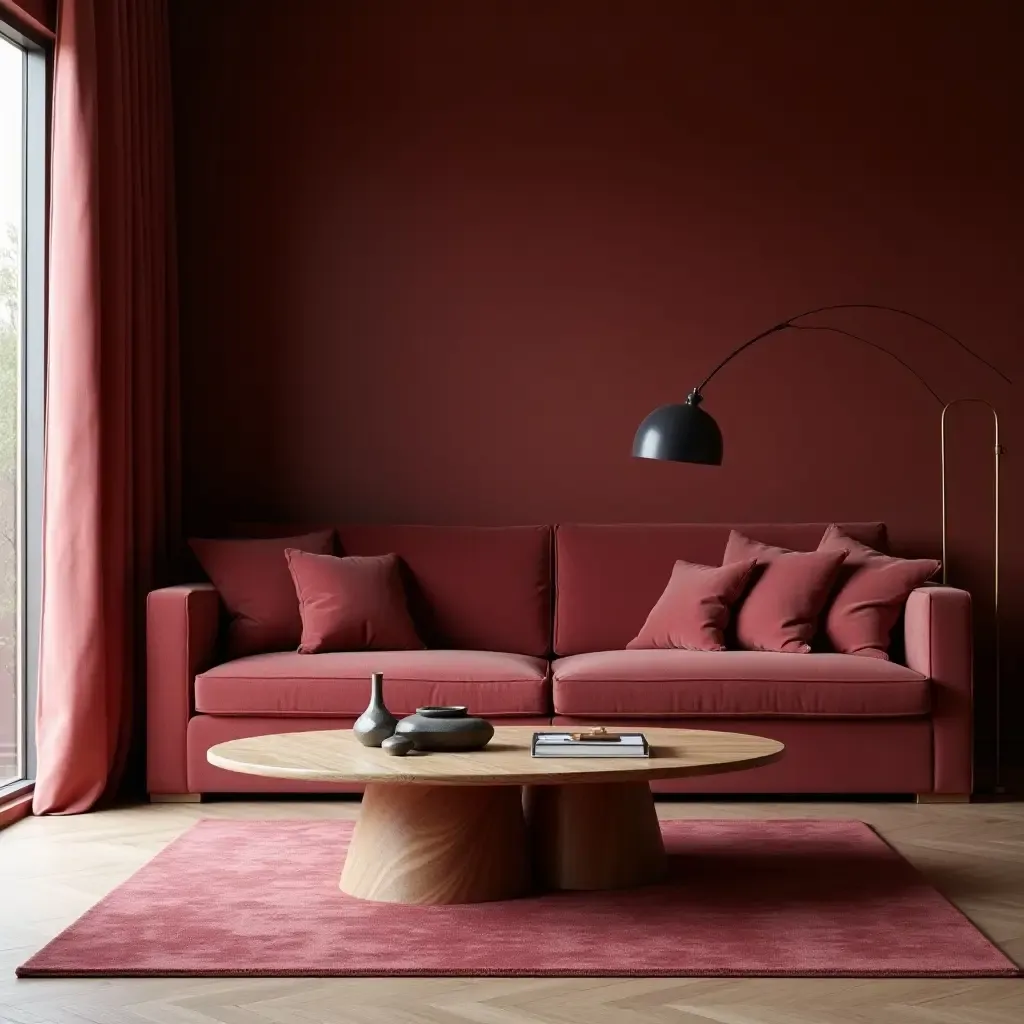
{"left": 207, "top": 727, "right": 784, "bottom": 786}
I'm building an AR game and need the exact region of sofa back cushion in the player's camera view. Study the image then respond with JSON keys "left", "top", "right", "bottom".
{"left": 337, "top": 525, "right": 552, "bottom": 656}
{"left": 554, "top": 523, "right": 887, "bottom": 656}
{"left": 189, "top": 530, "right": 336, "bottom": 657}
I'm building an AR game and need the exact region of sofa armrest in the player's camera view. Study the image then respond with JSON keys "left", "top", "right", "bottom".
{"left": 146, "top": 583, "right": 222, "bottom": 794}
{"left": 904, "top": 585, "right": 972, "bottom": 794}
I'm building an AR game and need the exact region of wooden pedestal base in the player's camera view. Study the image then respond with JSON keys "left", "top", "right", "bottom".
{"left": 339, "top": 782, "right": 530, "bottom": 904}
{"left": 524, "top": 781, "right": 667, "bottom": 891}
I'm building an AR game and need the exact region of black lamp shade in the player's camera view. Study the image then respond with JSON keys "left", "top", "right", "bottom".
{"left": 631, "top": 395, "right": 723, "bottom": 465}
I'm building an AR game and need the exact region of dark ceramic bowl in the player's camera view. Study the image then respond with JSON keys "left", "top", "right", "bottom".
{"left": 395, "top": 707, "right": 494, "bottom": 751}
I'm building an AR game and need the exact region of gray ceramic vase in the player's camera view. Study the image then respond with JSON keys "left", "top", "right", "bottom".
{"left": 353, "top": 672, "right": 398, "bottom": 747}
{"left": 394, "top": 706, "right": 494, "bottom": 752}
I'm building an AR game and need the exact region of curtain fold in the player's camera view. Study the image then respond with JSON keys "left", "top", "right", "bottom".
{"left": 33, "top": 0, "right": 180, "bottom": 814}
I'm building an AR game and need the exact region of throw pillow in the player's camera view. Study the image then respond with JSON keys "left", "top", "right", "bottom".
{"left": 189, "top": 530, "right": 335, "bottom": 657}
{"left": 818, "top": 523, "right": 940, "bottom": 659}
{"left": 627, "top": 558, "right": 757, "bottom": 651}
{"left": 285, "top": 549, "right": 424, "bottom": 654}
{"left": 723, "top": 530, "right": 847, "bottom": 654}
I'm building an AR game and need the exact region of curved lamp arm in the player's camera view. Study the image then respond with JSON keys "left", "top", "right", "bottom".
{"left": 693, "top": 303, "right": 1011, "bottom": 399}
{"left": 796, "top": 304, "right": 1012, "bottom": 385}
{"left": 777, "top": 324, "right": 944, "bottom": 405}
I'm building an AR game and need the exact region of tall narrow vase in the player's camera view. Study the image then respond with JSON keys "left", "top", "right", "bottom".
{"left": 353, "top": 672, "right": 398, "bottom": 747}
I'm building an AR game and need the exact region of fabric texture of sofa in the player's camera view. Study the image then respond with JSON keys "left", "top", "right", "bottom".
{"left": 147, "top": 523, "right": 972, "bottom": 797}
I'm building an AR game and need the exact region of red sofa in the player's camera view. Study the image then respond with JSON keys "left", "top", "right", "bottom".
{"left": 146, "top": 522, "right": 972, "bottom": 799}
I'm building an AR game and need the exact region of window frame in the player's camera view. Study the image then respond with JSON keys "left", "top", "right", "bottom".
{"left": 0, "top": 17, "right": 48, "bottom": 800}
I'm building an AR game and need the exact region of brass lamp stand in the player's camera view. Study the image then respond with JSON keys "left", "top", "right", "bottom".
{"left": 632, "top": 304, "right": 1011, "bottom": 793}
{"left": 941, "top": 400, "right": 1004, "bottom": 792}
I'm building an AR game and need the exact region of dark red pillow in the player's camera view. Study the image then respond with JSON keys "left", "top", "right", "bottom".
{"left": 189, "top": 531, "right": 335, "bottom": 657}
{"left": 818, "top": 524, "right": 940, "bottom": 659}
{"left": 723, "top": 531, "right": 846, "bottom": 654}
{"left": 285, "top": 549, "right": 424, "bottom": 654}
{"left": 627, "top": 558, "right": 757, "bottom": 651}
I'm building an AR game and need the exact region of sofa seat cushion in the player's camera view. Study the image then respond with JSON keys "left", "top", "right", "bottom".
{"left": 195, "top": 650, "right": 549, "bottom": 717}
{"left": 552, "top": 650, "right": 928, "bottom": 718}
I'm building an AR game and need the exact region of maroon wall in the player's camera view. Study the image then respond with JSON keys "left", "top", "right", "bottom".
{"left": 0, "top": 0, "right": 55, "bottom": 35}
{"left": 170, "top": 0, "right": 1023, "bottom": 789}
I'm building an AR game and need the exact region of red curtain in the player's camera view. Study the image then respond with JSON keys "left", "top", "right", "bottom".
{"left": 33, "top": 0, "right": 180, "bottom": 814}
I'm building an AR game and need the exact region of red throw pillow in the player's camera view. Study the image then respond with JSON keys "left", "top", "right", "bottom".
{"left": 285, "top": 549, "right": 424, "bottom": 654}
{"left": 723, "top": 531, "right": 846, "bottom": 654}
{"left": 818, "top": 524, "right": 940, "bottom": 659}
{"left": 189, "top": 531, "right": 335, "bottom": 657}
{"left": 627, "top": 558, "right": 757, "bottom": 651}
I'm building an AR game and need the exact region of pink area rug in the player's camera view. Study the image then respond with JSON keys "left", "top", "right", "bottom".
{"left": 17, "top": 819, "right": 1018, "bottom": 978}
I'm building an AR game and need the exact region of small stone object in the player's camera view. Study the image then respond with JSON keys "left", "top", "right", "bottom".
{"left": 381, "top": 735, "right": 414, "bottom": 756}
{"left": 395, "top": 706, "right": 495, "bottom": 752}
{"left": 353, "top": 672, "right": 398, "bottom": 747}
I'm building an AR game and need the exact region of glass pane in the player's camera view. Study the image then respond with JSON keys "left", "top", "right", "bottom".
{"left": 0, "top": 35, "right": 24, "bottom": 787}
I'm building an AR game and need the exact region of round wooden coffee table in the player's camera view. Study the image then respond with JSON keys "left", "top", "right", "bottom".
{"left": 207, "top": 726, "right": 783, "bottom": 905}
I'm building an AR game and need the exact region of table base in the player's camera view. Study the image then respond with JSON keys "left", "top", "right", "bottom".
{"left": 340, "top": 780, "right": 666, "bottom": 904}
{"left": 339, "top": 782, "right": 531, "bottom": 904}
{"left": 525, "top": 780, "right": 667, "bottom": 891}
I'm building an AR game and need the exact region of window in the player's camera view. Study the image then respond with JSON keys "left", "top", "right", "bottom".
{"left": 0, "top": 33, "right": 23, "bottom": 789}
{"left": 0, "top": 24, "right": 44, "bottom": 795}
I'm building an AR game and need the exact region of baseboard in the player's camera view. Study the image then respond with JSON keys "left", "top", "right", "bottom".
{"left": 915, "top": 793, "right": 971, "bottom": 804}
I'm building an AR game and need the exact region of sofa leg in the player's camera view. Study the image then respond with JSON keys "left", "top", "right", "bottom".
{"left": 150, "top": 793, "right": 202, "bottom": 803}
{"left": 916, "top": 793, "right": 970, "bottom": 804}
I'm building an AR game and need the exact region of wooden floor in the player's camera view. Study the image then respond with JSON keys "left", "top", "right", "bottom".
{"left": 1, "top": 798, "right": 1022, "bottom": 1023}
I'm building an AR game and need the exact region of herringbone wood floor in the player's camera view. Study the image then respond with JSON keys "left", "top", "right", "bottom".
{"left": 1, "top": 798, "right": 1022, "bottom": 1023}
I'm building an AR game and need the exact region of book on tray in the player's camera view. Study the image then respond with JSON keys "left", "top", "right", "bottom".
{"left": 531, "top": 729, "right": 650, "bottom": 758}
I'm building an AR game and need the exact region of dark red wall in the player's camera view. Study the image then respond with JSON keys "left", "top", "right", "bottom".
{"left": 0, "top": 0, "right": 55, "bottom": 35}
{"left": 170, "top": 0, "right": 1023, "bottom": 788}
{"left": 0, "top": 0, "right": 54, "bottom": 36}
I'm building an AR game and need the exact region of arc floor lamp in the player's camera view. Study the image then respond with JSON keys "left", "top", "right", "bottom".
{"left": 632, "top": 303, "right": 1010, "bottom": 792}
